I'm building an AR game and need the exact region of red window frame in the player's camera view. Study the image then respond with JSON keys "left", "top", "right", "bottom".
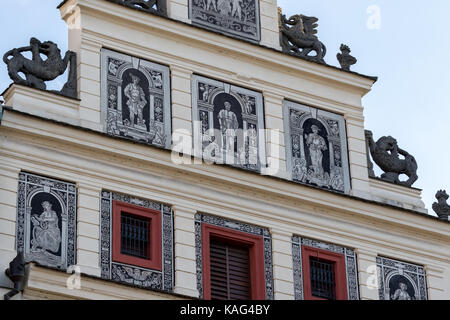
{"left": 302, "top": 245, "right": 348, "bottom": 300}
{"left": 112, "top": 200, "right": 162, "bottom": 271}
{"left": 202, "top": 224, "right": 266, "bottom": 300}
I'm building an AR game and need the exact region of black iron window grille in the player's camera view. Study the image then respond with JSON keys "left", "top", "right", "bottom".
{"left": 310, "top": 257, "right": 336, "bottom": 300}
{"left": 121, "top": 212, "right": 151, "bottom": 259}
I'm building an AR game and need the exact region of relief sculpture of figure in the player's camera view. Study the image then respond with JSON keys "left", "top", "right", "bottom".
{"left": 31, "top": 201, "right": 61, "bottom": 253}
{"left": 217, "top": 0, "right": 232, "bottom": 16}
{"left": 231, "top": 0, "right": 242, "bottom": 20}
{"left": 305, "top": 125, "right": 327, "bottom": 177}
{"left": 391, "top": 283, "right": 412, "bottom": 300}
{"left": 206, "top": 0, "right": 218, "bottom": 12}
{"left": 124, "top": 73, "right": 147, "bottom": 127}
{"left": 218, "top": 101, "right": 239, "bottom": 152}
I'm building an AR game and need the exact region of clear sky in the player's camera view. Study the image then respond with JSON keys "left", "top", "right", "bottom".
{"left": 1, "top": 1, "right": 449, "bottom": 216}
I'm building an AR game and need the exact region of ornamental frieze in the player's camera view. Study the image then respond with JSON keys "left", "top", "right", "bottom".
{"left": 189, "top": 0, "right": 261, "bottom": 42}
{"left": 101, "top": 49, "right": 171, "bottom": 149}
{"left": 283, "top": 100, "right": 351, "bottom": 194}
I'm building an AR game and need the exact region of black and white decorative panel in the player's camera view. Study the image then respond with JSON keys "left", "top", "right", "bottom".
{"left": 101, "top": 49, "right": 171, "bottom": 149}
{"left": 192, "top": 75, "right": 266, "bottom": 172}
{"left": 291, "top": 236, "right": 359, "bottom": 300}
{"left": 100, "top": 191, "right": 174, "bottom": 291}
{"left": 284, "top": 100, "right": 351, "bottom": 194}
{"left": 377, "top": 256, "right": 427, "bottom": 300}
{"left": 16, "top": 172, "right": 77, "bottom": 270}
{"left": 189, "top": 0, "right": 261, "bottom": 42}
{"left": 195, "top": 213, "right": 274, "bottom": 300}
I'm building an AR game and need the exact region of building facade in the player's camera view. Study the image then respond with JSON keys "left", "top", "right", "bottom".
{"left": 0, "top": 0, "right": 449, "bottom": 300}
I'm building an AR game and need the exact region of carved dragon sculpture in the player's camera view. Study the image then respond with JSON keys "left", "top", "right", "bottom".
{"left": 365, "top": 130, "right": 418, "bottom": 187}
{"left": 3, "top": 37, "right": 77, "bottom": 98}
{"left": 279, "top": 12, "right": 327, "bottom": 64}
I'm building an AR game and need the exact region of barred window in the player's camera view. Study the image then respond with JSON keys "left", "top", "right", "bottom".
{"left": 120, "top": 213, "right": 150, "bottom": 260}
{"left": 309, "top": 257, "right": 336, "bottom": 300}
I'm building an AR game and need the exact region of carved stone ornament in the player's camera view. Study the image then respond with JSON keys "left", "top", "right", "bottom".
{"left": 279, "top": 11, "right": 327, "bottom": 64}
{"left": 291, "top": 236, "right": 360, "bottom": 300}
{"left": 432, "top": 190, "right": 450, "bottom": 221}
{"left": 3, "top": 37, "right": 77, "bottom": 98}
{"left": 337, "top": 44, "right": 357, "bottom": 71}
{"left": 16, "top": 172, "right": 77, "bottom": 270}
{"left": 283, "top": 100, "right": 351, "bottom": 194}
{"left": 377, "top": 256, "right": 427, "bottom": 300}
{"left": 100, "top": 191, "right": 174, "bottom": 292}
{"left": 101, "top": 49, "right": 171, "bottom": 149}
{"left": 106, "top": 0, "right": 167, "bottom": 16}
{"left": 192, "top": 75, "right": 266, "bottom": 172}
{"left": 365, "top": 130, "right": 418, "bottom": 187}
{"left": 190, "top": 0, "right": 261, "bottom": 42}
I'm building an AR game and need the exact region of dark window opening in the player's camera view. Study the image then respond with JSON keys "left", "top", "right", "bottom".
{"left": 310, "top": 257, "right": 336, "bottom": 300}
{"left": 120, "top": 212, "right": 150, "bottom": 260}
{"left": 210, "top": 239, "right": 251, "bottom": 300}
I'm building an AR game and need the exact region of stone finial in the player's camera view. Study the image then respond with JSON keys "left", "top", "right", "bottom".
{"left": 337, "top": 44, "right": 357, "bottom": 71}
{"left": 432, "top": 190, "right": 450, "bottom": 221}
{"left": 3, "top": 37, "right": 77, "bottom": 98}
{"left": 365, "top": 130, "right": 418, "bottom": 187}
{"left": 279, "top": 10, "right": 327, "bottom": 64}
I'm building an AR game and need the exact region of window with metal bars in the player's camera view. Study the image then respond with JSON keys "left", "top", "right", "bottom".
{"left": 309, "top": 257, "right": 336, "bottom": 300}
{"left": 301, "top": 245, "right": 348, "bottom": 300}
{"left": 112, "top": 200, "right": 162, "bottom": 271}
{"left": 210, "top": 239, "right": 251, "bottom": 300}
{"left": 120, "top": 212, "right": 150, "bottom": 260}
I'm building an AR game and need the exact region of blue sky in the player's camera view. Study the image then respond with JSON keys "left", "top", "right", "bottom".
{"left": 1, "top": 1, "right": 449, "bottom": 216}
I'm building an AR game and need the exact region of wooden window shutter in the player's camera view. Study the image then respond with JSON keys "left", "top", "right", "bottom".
{"left": 210, "top": 239, "right": 251, "bottom": 300}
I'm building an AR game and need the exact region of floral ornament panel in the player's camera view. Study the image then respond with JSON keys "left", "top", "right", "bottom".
{"left": 283, "top": 100, "right": 351, "bottom": 194}
{"left": 101, "top": 49, "right": 171, "bottom": 149}
{"left": 16, "top": 172, "right": 77, "bottom": 270}
{"left": 189, "top": 0, "right": 261, "bottom": 42}
{"left": 377, "top": 256, "right": 427, "bottom": 300}
{"left": 192, "top": 75, "right": 266, "bottom": 173}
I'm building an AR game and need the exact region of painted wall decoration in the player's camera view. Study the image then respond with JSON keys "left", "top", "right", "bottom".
{"left": 377, "top": 256, "right": 427, "bottom": 300}
{"left": 189, "top": 0, "right": 261, "bottom": 42}
{"left": 101, "top": 49, "right": 171, "bottom": 149}
{"left": 16, "top": 172, "right": 77, "bottom": 270}
{"left": 283, "top": 100, "right": 351, "bottom": 194}
{"left": 291, "top": 236, "right": 359, "bottom": 300}
{"left": 192, "top": 75, "right": 266, "bottom": 172}
{"left": 195, "top": 213, "right": 274, "bottom": 300}
{"left": 100, "top": 191, "right": 174, "bottom": 292}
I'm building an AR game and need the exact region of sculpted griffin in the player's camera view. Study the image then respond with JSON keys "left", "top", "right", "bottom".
{"left": 279, "top": 12, "right": 327, "bottom": 64}
{"left": 365, "top": 130, "right": 418, "bottom": 187}
{"left": 3, "top": 37, "right": 77, "bottom": 98}
{"left": 432, "top": 190, "right": 450, "bottom": 220}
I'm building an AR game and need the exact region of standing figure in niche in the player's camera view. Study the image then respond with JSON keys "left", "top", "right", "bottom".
{"left": 217, "top": 0, "right": 232, "bottom": 16}
{"left": 305, "top": 125, "right": 327, "bottom": 177}
{"left": 31, "top": 201, "right": 61, "bottom": 253}
{"left": 218, "top": 101, "right": 239, "bottom": 152}
{"left": 124, "top": 73, "right": 147, "bottom": 127}
{"left": 391, "top": 282, "right": 412, "bottom": 300}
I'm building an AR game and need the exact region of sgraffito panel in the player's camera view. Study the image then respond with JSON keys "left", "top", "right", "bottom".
{"left": 101, "top": 49, "right": 171, "bottom": 149}
{"left": 189, "top": 0, "right": 261, "bottom": 42}
{"left": 283, "top": 100, "right": 351, "bottom": 194}
{"left": 192, "top": 75, "right": 266, "bottom": 172}
{"left": 16, "top": 172, "right": 77, "bottom": 270}
{"left": 377, "top": 256, "right": 427, "bottom": 300}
